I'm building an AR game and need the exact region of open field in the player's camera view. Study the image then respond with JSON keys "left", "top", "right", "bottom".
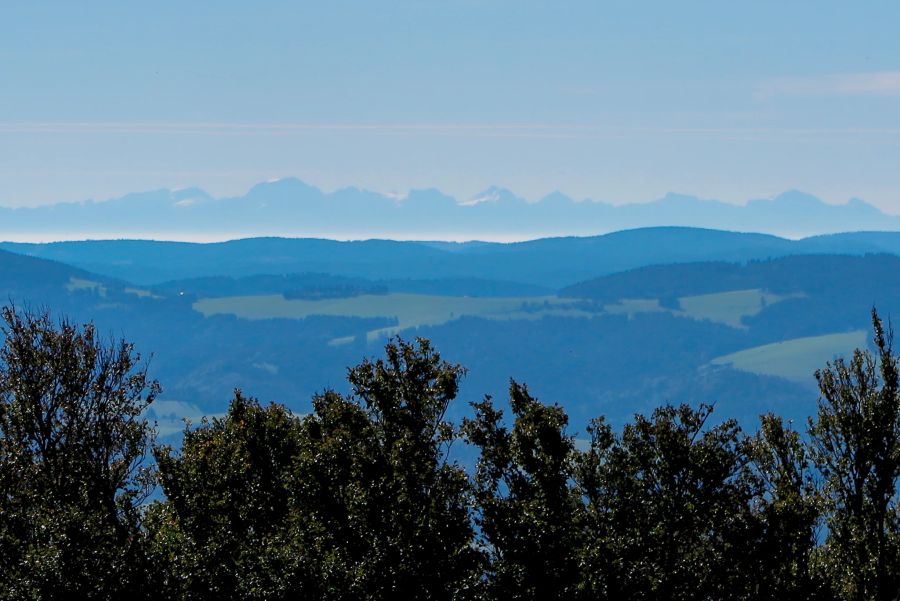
{"left": 194, "top": 287, "right": 800, "bottom": 344}
{"left": 194, "top": 293, "right": 586, "bottom": 342}
{"left": 678, "top": 288, "right": 796, "bottom": 328}
{"left": 66, "top": 276, "right": 107, "bottom": 297}
{"left": 124, "top": 286, "right": 163, "bottom": 299}
{"left": 603, "top": 288, "right": 796, "bottom": 329}
{"left": 710, "top": 330, "right": 868, "bottom": 382}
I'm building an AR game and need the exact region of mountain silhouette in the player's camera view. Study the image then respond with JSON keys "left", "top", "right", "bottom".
{"left": 1, "top": 178, "right": 895, "bottom": 240}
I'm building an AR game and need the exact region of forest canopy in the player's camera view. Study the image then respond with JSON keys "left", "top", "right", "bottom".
{"left": 1, "top": 306, "right": 899, "bottom": 601}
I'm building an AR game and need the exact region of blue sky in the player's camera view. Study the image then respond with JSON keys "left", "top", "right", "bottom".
{"left": 2, "top": 1, "right": 900, "bottom": 209}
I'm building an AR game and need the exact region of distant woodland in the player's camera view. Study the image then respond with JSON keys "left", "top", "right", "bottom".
{"left": 8, "top": 231, "right": 900, "bottom": 439}
{"left": 2, "top": 305, "right": 900, "bottom": 600}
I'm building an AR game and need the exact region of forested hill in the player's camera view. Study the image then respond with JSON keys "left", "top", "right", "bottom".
{"left": 8, "top": 227, "right": 900, "bottom": 287}
{"left": 0, "top": 236, "right": 899, "bottom": 434}
{"left": 561, "top": 253, "right": 900, "bottom": 304}
{"left": 0, "top": 247, "right": 124, "bottom": 300}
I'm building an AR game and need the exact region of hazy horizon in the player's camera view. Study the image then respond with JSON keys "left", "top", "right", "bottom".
{"left": 0, "top": 178, "right": 895, "bottom": 243}
{"left": 4, "top": 1, "right": 899, "bottom": 212}
{"left": 0, "top": 175, "right": 893, "bottom": 211}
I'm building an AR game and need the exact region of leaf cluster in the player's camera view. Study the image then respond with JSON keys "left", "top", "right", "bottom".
{"left": 4, "top": 307, "right": 900, "bottom": 601}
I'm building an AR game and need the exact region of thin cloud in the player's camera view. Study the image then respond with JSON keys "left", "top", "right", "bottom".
{"left": 2, "top": 123, "right": 900, "bottom": 140}
{"left": 0, "top": 122, "right": 561, "bottom": 135}
{"left": 757, "top": 71, "right": 900, "bottom": 99}
{"left": 0, "top": 122, "right": 588, "bottom": 140}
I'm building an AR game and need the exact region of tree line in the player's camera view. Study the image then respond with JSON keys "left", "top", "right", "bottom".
{"left": 1, "top": 306, "right": 899, "bottom": 600}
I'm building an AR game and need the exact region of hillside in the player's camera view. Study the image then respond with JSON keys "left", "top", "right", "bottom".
{"left": 0, "top": 236, "right": 895, "bottom": 434}
{"left": 10, "top": 227, "right": 900, "bottom": 288}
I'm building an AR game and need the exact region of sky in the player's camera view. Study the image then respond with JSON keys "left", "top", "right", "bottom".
{"left": 2, "top": 1, "right": 900, "bottom": 210}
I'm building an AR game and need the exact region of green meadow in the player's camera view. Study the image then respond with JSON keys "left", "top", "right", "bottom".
{"left": 66, "top": 277, "right": 108, "bottom": 297}
{"left": 678, "top": 288, "right": 794, "bottom": 329}
{"left": 193, "top": 293, "right": 586, "bottom": 342}
{"left": 193, "top": 287, "right": 800, "bottom": 344}
{"left": 710, "top": 330, "right": 868, "bottom": 382}
{"left": 604, "top": 288, "right": 796, "bottom": 329}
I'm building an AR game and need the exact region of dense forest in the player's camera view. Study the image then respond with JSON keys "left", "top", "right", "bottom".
{"left": 2, "top": 305, "right": 900, "bottom": 600}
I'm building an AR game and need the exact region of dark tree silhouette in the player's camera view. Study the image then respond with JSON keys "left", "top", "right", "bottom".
{"left": 577, "top": 404, "right": 760, "bottom": 600}
{"left": 5, "top": 303, "right": 900, "bottom": 601}
{"left": 149, "top": 391, "right": 305, "bottom": 600}
{"left": 0, "top": 306, "right": 158, "bottom": 599}
{"left": 463, "top": 382, "right": 583, "bottom": 601}
{"left": 294, "top": 337, "right": 482, "bottom": 601}
{"left": 809, "top": 309, "right": 900, "bottom": 601}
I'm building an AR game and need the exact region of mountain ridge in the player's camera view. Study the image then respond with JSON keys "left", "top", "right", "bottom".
{"left": 6, "top": 226, "right": 900, "bottom": 288}
{"left": 2, "top": 178, "right": 896, "bottom": 241}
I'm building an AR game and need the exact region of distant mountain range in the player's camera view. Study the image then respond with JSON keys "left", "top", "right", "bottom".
{"left": 6, "top": 227, "right": 900, "bottom": 287}
{"left": 3, "top": 178, "right": 897, "bottom": 240}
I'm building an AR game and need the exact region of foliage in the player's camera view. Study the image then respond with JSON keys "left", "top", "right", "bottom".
{"left": 150, "top": 391, "right": 305, "bottom": 600}
{"left": 749, "top": 413, "right": 822, "bottom": 599}
{"left": 809, "top": 309, "right": 900, "bottom": 601}
{"left": 7, "top": 303, "right": 900, "bottom": 601}
{"left": 0, "top": 306, "right": 158, "bottom": 599}
{"left": 463, "top": 382, "right": 583, "bottom": 601}
{"left": 290, "top": 337, "right": 482, "bottom": 601}
{"left": 576, "top": 403, "right": 760, "bottom": 600}
{"left": 148, "top": 337, "right": 481, "bottom": 600}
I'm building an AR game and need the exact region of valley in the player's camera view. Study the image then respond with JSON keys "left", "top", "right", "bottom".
{"left": 1, "top": 227, "right": 897, "bottom": 439}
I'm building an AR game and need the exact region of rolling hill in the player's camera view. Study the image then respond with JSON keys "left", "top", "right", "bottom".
{"left": 0, "top": 231, "right": 896, "bottom": 435}
{"left": 9, "top": 227, "right": 900, "bottom": 288}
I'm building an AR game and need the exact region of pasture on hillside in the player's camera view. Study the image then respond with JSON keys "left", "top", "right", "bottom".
{"left": 193, "top": 293, "right": 588, "bottom": 342}
{"left": 709, "top": 330, "right": 869, "bottom": 382}
{"left": 192, "top": 287, "right": 802, "bottom": 344}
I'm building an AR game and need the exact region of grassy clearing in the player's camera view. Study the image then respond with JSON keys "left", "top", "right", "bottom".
{"left": 124, "top": 287, "right": 163, "bottom": 299}
{"left": 193, "top": 287, "right": 798, "bottom": 344}
{"left": 328, "top": 335, "right": 356, "bottom": 347}
{"left": 66, "top": 277, "right": 107, "bottom": 297}
{"left": 679, "top": 289, "right": 796, "bottom": 329}
{"left": 192, "top": 286, "right": 803, "bottom": 346}
{"left": 710, "top": 330, "right": 868, "bottom": 382}
{"left": 603, "top": 289, "right": 798, "bottom": 329}
{"left": 194, "top": 293, "right": 584, "bottom": 342}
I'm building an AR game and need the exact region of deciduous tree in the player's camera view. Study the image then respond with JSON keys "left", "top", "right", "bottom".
{"left": 293, "top": 337, "right": 482, "bottom": 601}
{"left": 809, "top": 309, "right": 900, "bottom": 601}
{"left": 748, "top": 413, "right": 822, "bottom": 599}
{"left": 150, "top": 391, "right": 306, "bottom": 600}
{"left": 0, "top": 306, "right": 158, "bottom": 599}
{"left": 464, "top": 381, "right": 583, "bottom": 601}
{"left": 578, "top": 404, "right": 758, "bottom": 600}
